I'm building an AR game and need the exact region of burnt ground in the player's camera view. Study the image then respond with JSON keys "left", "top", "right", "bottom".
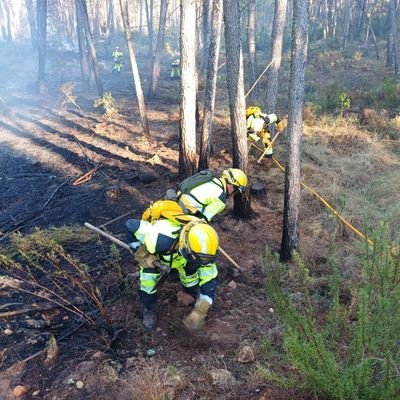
{"left": 0, "top": 42, "right": 312, "bottom": 400}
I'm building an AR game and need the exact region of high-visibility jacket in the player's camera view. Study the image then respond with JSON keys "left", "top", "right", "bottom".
{"left": 132, "top": 219, "right": 218, "bottom": 302}
{"left": 177, "top": 177, "right": 226, "bottom": 222}
{"left": 246, "top": 112, "right": 278, "bottom": 135}
{"left": 112, "top": 49, "right": 123, "bottom": 60}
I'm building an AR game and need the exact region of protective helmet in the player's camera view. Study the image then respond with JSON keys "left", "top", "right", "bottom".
{"left": 115, "top": 46, "right": 119, "bottom": 49}
{"left": 246, "top": 106, "right": 262, "bottom": 118}
{"left": 179, "top": 221, "right": 219, "bottom": 265}
{"left": 221, "top": 168, "right": 248, "bottom": 193}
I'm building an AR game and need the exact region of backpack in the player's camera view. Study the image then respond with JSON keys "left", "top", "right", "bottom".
{"left": 178, "top": 170, "right": 215, "bottom": 194}
{"left": 142, "top": 200, "right": 184, "bottom": 222}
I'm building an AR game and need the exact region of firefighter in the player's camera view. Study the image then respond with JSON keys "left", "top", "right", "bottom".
{"left": 165, "top": 168, "right": 248, "bottom": 222}
{"left": 246, "top": 106, "right": 285, "bottom": 158}
{"left": 126, "top": 217, "right": 219, "bottom": 331}
{"left": 112, "top": 46, "right": 123, "bottom": 73}
{"left": 170, "top": 58, "right": 180, "bottom": 79}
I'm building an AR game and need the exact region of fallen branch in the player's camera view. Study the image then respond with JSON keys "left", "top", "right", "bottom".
{"left": 72, "top": 164, "right": 102, "bottom": 186}
{"left": 41, "top": 177, "right": 72, "bottom": 211}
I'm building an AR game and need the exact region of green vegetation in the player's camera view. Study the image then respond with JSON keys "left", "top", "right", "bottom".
{"left": 94, "top": 92, "right": 118, "bottom": 120}
{"left": 263, "top": 228, "right": 400, "bottom": 400}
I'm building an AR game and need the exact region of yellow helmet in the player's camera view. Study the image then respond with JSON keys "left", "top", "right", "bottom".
{"left": 221, "top": 168, "right": 248, "bottom": 193}
{"left": 246, "top": 106, "right": 262, "bottom": 118}
{"left": 179, "top": 221, "right": 219, "bottom": 265}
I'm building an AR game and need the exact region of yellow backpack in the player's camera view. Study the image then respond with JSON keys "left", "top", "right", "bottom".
{"left": 141, "top": 200, "right": 184, "bottom": 222}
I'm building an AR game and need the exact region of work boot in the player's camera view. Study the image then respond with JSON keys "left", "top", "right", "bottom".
{"left": 143, "top": 307, "right": 158, "bottom": 331}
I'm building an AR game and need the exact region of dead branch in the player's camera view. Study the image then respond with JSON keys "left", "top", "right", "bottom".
{"left": 41, "top": 177, "right": 71, "bottom": 211}
{"left": 72, "top": 164, "right": 102, "bottom": 186}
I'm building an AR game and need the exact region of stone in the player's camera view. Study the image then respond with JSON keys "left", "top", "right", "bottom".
{"left": 4, "top": 329, "right": 13, "bottom": 336}
{"left": 208, "top": 369, "right": 236, "bottom": 388}
{"left": 238, "top": 345, "right": 255, "bottom": 364}
{"left": 12, "top": 385, "right": 28, "bottom": 397}
{"left": 75, "top": 381, "right": 84, "bottom": 389}
{"left": 227, "top": 280, "right": 237, "bottom": 290}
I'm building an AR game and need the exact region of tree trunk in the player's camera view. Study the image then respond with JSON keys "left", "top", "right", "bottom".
{"left": 37, "top": 0, "right": 47, "bottom": 90}
{"left": 2, "top": 0, "right": 12, "bottom": 42}
{"left": 0, "top": 0, "right": 6, "bottom": 40}
{"left": 265, "top": 0, "right": 287, "bottom": 113}
{"left": 280, "top": 0, "right": 309, "bottom": 262}
{"left": 145, "top": 0, "right": 154, "bottom": 55}
{"left": 107, "top": 0, "right": 115, "bottom": 40}
{"left": 119, "top": 0, "right": 150, "bottom": 138}
{"left": 179, "top": 0, "right": 197, "bottom": 177}
{"left": 201, "top": 0, "right": 212, "bottom": 72}
{"left": 93, "top": 0, "right": 100, "bottom": 37}
{"left": 149, "top": 0, "right": 168, "bottom": 97}
{"left": 389, "top": 0, "right": 399, "bottom": 74}
{"left": 342, "top": 0, "right": 351, "bottom": 49}
{"left": 25, "top": 0, "right": 37, "bottom": 48}
{"left": 223, "top": 0, "right": 251, "bottom": 218}
{"left": 247, "top": 0, "right": 257, "bottom": 93}
{"left": 75, "top": 0, "right": 90, "bottom": 91}
{"left": 199, "top": 0, "right": 223, "bottom": 170}
{"left": 77, "top": 0, "right": 103, "bottom": 96}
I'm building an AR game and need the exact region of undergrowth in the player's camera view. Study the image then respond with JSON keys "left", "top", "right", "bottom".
{"left": 262, "top": 226, "right": 400, "bottom": 400}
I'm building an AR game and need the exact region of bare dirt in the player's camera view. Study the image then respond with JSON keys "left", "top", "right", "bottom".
{"left": 0, "top": 42, "right": 312, "bottom": 399}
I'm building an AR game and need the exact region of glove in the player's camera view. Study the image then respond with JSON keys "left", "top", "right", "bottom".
{"left": 134, "top": 246, "right": 158, "bottom": 268}
{"left": 183, "top": 299, "right": 211, "bottom": 332}
{"left": 276, "top": 119, "right": 286, "bottom": 132}
{"left": 128, "top": 241, "right": 141, "bottom": 251}
{"left": 152, "top": 260, "right": 170, "bottom": 274}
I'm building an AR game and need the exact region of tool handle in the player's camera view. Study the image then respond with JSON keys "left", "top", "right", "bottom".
{"left": 84, "top": 222, "right": 132, "bottom": 253}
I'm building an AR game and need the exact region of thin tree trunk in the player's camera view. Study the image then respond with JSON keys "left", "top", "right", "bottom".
{"left": 247, "top": 0, "right": 257, "bottom": 91}
{"left": 179, "top": 0, "right": 197, "bottom": 177}
{"left": 389, "top": 0, "right": 399, "bottom": 74}
{"left": 75, "top": 0, "right": 90, "bottom": 91}
{"left": 342, "top": 0, "right": 351, "bottom": 49}
{"left": 25, "top": 0, "right": 37, "bottom": 48}
{"left": 149, "top": 0, "right": 168, "bottom": 97}
{"left": 77, "top": 0, "right": 103, "bottom": 96}
{"left": 107, "top": 0, "right": 115, "bottom": 40}
{"left": 199, "top": 0, "right": 223, "bottom": 170}
{"left": 265, "top": 0, "right": 288, "bottom": 113}
{"left": 223, "top": 0, "right": 251, "bottom": 218}
{"left": 280, "top": 0, "right": 309, "bottom": 262}
{"left": 37, "top": 0, "right": 47, "bottom": 91}
{"left": 3, "top": 0, "right": 12, "bottom": 42}
{"left": 201, "top": 0, "right": 212, "bottom": 72}
{"left": 0, "top": 0, "right": 6, "bottom": 40}
{"left": 145, "top": 0, "right": 154, "bottom": 55}
{"left": 119, "top": 0, "right": 150, "bottom": 138}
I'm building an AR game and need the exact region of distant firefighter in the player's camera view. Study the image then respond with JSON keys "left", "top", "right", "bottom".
{"left": 112, "top": 46, "right": 123, "bottom": 73}
{"left": 170, "top": 58, "right": 180, "bottom": 79}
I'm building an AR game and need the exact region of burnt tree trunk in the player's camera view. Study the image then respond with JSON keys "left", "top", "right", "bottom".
{"left": 201, "top": 0, "right": 212, "bottom": 72}
{"left": 25, "top": 0, "right": 37, "bottom": 48}
{"left": 247, "top": 0, "right": 257, "bottom": 94}
{"left": 389, "top": 0, "right": 399, "bottom": 74}
{"left": 77, "top": 0, "right": 103, "bottom": 96}
{"left": 149, "top": 0, "right": 168, "bottom": 97}
{"left": 37, "top": 0, "right": 47, "bottom": 91}
{"left": 179, "top": 0, "right": 197, "bottom": 177}
{"left": 223, "top": 0, "right": 251, "bottom": 218}
{"left": 199, "top": 0, "right": 223, "bottom": 170}
{"left": 280, "top": 0, "right": 309, "bottom": 262}
{"left": 145, "top": 0, "right": 154, "bottom": 56}
{"left": 75, "top": 0, "right": 90, "bottom": 90}
{"left": 119, "top": 0, "right": 150, "bottom": 138}
{"left": 265, "top": 0, "right": 287, "bottom": 112}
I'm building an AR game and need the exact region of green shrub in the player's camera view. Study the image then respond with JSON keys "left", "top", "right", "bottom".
{"left": 263, "top": 228, "right": 400, "bottom": 400}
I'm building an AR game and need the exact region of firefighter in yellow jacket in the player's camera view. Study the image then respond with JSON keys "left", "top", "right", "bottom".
{"left": 166, "top": 168, "right": 248, "bottom": 222}
{"left": 126, "top": 216, "right": 219, "bottom": 331}
{"left": 246, "top": 106, "right": 285, "bottom": 158}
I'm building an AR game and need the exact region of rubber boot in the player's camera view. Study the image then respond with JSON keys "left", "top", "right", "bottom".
{"left": 143, "top": 307, "right": 158, "bottom": 331}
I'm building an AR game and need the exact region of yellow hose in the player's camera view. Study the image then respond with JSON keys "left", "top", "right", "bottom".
{"left": 271, "top": 157, "right": 373, "bottom": 246}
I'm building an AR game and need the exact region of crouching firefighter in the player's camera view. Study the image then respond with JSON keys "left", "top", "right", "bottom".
{"left": 246, "top": 106, "right": 285, "bottom": 158}
{"left": 126, "top": 216, "right": 219, "bottom": 331}
{"left": 166, "top": 168, "right": 248, "bottom": 222}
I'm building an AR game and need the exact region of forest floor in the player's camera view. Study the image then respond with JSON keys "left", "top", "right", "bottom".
{"left": 0, "top": 40, "right": 399, "bottom": 400}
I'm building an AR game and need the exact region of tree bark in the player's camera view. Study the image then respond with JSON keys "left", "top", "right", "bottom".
{"left": 37, "top": 0, "right": 47, "bottom": 90}
{"left": 199, "top": 0, "right": 223, "bottom": 170}
{"left": 201, "top": 0, "right": 212, "bottom": 72}
{"left": 179, "top": 0, "right": 197, "bottom": 177}
{"left": 145, "top": 0, "right": 154, "bottom": 55}
{"left": 119, "top": 0, "right": 150, "bottom": 138}
{"left": 265, "top": 0, "right": 288, "bottom": 113}
{"left": 75, "top": 0, "right": 90, "bottom": 91}
{"left": 77, "top": 0, "right": 103, "bottom": 96}
{"left": 389, "top": 0, "right": 399, "bottom": 74}
{"left": 280, "top": 0, "right": 309, "bottom": 262}
{"left": 342, "top": 0, "right": 351, "bottom": 49}
{"left": 25, "top": 0, "right": 37, "bottom": 48}
{"left": 223, "top": 0, "right": 251, "bottom": 218}
{"left": 149, "top": 0, "right": 168, "bottom": 97}
{"left": 107, "top": 0, "right": 115, "bottom": 40}
{"left": 247, "top": 0, "right": 257, "bottom": 92}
